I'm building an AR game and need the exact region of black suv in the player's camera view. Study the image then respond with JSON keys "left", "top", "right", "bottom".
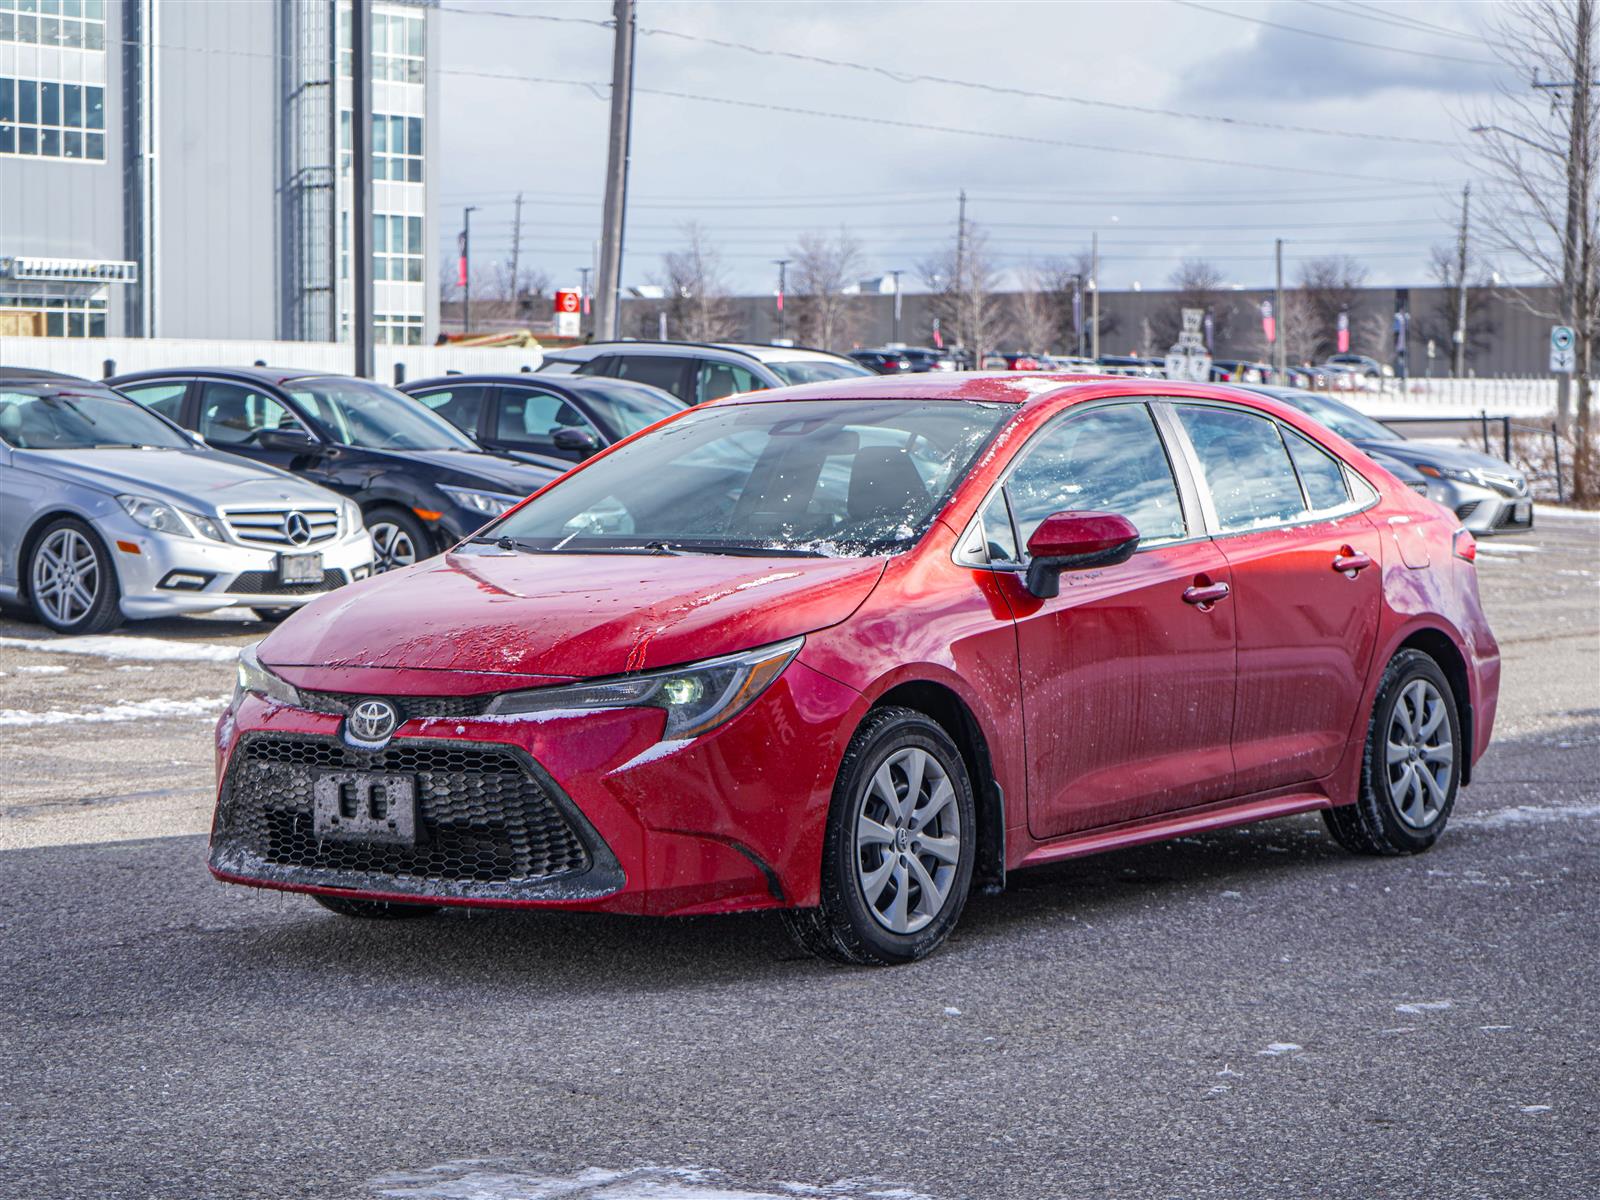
{"left": 400, "top": 373, "right": 683, "bottom": 464}
{"left": 110, "top": 367, "right": 562, "bottom": 571}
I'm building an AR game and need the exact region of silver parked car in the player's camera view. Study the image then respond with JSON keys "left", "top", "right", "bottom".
{"left": 0, "top": 369, "right": 375, "bottom": 634}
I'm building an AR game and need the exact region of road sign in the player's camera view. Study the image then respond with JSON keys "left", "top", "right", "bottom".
{"left": 1550, "top": 325, "right": 1576, "bottom": 374}
{"left": 554, "top": 290, "right": 581, "bottom": 338}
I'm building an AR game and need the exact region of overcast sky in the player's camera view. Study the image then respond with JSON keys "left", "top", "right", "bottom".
{"left": 435, "top": 0, "right": 1514, "bottom": 296}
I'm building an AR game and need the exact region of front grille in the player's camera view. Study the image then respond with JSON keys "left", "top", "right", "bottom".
{"left": 299, "top": 691, "right": 494, "bottom": 720}
{"left": 1479, "top": 473, "right": 1527, "bottom": 498}
{"left": 227, "top": 568, "right": 347, "bottom": 596}
{"left": 213, "top": 733, "right": 594, "bottom": 897}
{"left": 1454, "top": 501, "right": 1481, "bottom": 521}
{"left": 222, "top": 506, "right": 340, "bottom": 547}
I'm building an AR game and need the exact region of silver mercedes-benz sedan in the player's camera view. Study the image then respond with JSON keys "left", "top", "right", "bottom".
{"left": 0, "top": 368, "right": 375, "bottom": 634}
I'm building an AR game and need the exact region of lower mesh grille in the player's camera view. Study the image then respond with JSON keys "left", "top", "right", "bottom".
{"left": 1454, "top": 501, "right": 1480, "bottom": 521}
{"left": 228, "top": 569, "right": 347, "bottom": 596}
{"left": 212, "top": 733, "right": 596, "bottom": 898}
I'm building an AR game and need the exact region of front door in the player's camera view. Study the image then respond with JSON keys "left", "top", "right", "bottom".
{"left": 991, "top": 401, "right": 1238, "bottom": 840}
{"left": 1169, "top": 403, "right": 1384, "bottom": 794}
{"left": 195, "top": 380, "right": 325, "bottom": 476}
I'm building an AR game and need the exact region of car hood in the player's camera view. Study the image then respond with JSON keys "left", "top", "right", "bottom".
{"left": 13, "top": 446, "right": 336, "bottom": 513}
{"left": 394, "top": 448, "right": 560, "bottom": 494}
{"left": 260, "top": 548, "right": 887, "bottom": 682}
{"left": 1354, "top": 438, "right": 1515, "bottom": 475}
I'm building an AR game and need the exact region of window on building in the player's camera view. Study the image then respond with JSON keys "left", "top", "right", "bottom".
{"left": 339, "top": 4, "right": 424, "bottom": 85}
{"left": 0, "top": 0, "right": 107, "bottom": 51}
{"left": 0, "top": 76, "right": 106, "bottom": 160}
{"left": 340, "top": 111, "right": 423, "bottom": 182}
{"left": 374, "top": 313, "right": 424, "bottom": 345}
{"left": 373, "top": 214, "right": 424, "bottom": 283}
{"left": 0, "top": 286, "right": 108, "bottom": 337}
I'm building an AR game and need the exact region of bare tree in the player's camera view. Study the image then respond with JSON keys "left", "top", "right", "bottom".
{"left": 1296, "top": 255, "right": 1371, "bottom": 360}
{"left": 660, "top": 224, "right": 740, "bottom": 343}
{"left": 1041, "top": 251, "right": 1118, "bottom": 353}
{"left": 920, "top": 222, "right": 1007, "bottom": 362}
{"left": 1470, "top": 0, "right": 1597, "bottom": 500}
{"left": 788, "top": 228, "right": 862, "bottom": 350}
{"left": 1151, "top": 258, "right": 1236, "bottom": 354}
{"left": 1008, "top": 264, "right": 1059, "bottom": 354}
{"left": 1420, "top": 243, "right": 1497, "bottom": 374}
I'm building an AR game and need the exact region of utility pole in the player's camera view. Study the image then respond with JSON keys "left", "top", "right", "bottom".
{"left": 461, "top": 205, "right": 478, "bottom": 334}
{"left": 508, "top": 191, "right": 524, "bottom": 322}
{"left": 351, "top": 0, "right": 373, "bottom": 376}
{"left": 773, "top": 258, "right": 790, "bottom": 342}
{"left": 1273, "top": 238, "right": 1286, "bottom": 384}
{"left": 1453, "top": 183, "right": 1471, "bottom": 378}
{"left": 889, "top": 269, "right": 904, "bottom": 344}
{"left": 595, "top": 0, "right": 636, "bottom": 341}
{"left": 577, "top": 265, "right": 592, "bottom": 337}
{"left": 1089, "top": 232, "right": 1100, "bottom": 362}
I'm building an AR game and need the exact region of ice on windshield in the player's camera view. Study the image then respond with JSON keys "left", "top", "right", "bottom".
{"left": 492, "top": 398, "right": 1008, "bottom": 556}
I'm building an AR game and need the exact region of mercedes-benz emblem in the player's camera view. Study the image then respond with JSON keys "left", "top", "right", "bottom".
{"left": 283, "top": 511, "right": 312, "bottom": 546}
{"left": 345, "top": 698, "right": 399, "bottom": 746}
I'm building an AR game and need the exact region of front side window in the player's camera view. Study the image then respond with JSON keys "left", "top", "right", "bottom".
{"left": 497, "top": 388, "right": 597, "bottom": 452}
{"left": 488, "top": 399, "right": 1008, "bottom": 557}
{"left": 198, "top": 382, "right": 298, "bottom": 446}
{"left": 1005, "top": 403, "right": 1187, "bottom": 549}
{"left": 1175, "top": 405, "right": 1307, "bottom": 532}
{"left": 0, "top": 384, "right": 190, "bottom": 450}
{"left": 766, "top": 359, "right": 872, "bottom": 386}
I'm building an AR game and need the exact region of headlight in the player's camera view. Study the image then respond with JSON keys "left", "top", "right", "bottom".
{"left": 485, "top": 637, "right": 803, "bottom": 741}
{"left": 234, "top": 643, "right": 303, "bottom": 708}
{"left": 340, "top": 497, "right": 365, "bottom": 535}
{"left": 118, "top": 493, "right": 226, "bottom": 541}
{"left": 1413, "top": 464, "right": 1478, "bottom": 485}
{"left": 438, "top": 486, "right": 522, "bottom": 517}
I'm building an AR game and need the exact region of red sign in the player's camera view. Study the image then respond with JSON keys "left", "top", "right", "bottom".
{"left": 555, "top": 290, "right": 581, "bottom": 314}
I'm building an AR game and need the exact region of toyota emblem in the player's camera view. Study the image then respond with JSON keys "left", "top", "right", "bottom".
{"left": 345, "top": 698, "right": 399, "bottom": 746}
{"left": 283, "top": 511, "right": 312, "bottom": 546}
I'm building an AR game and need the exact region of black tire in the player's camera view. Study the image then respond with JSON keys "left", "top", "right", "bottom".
{"left": 783, "top": 706, "right": 977, "bottom": 966}
{"left": 252, "top": 607, "right": 297, "bottom": 623}
{"left": 312, "top": 894, "right": 442, "bottom": 920}
{"left": 26, "top": 517, "right": 123, "bottom": 635}
{"left": 365, "top": 506, "right": 433, "bottom": 573}
{"left": 1323, "top": 649, "right": 1461, "bottom": 856}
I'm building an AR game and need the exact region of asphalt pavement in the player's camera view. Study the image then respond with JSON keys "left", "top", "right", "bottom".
{"left": 2, "top": 515, "right": 1596, "bottom": 1200}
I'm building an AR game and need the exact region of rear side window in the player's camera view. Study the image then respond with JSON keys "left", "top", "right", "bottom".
{"left": 118, "top": 381, "right": 187, "bottom": 422}
{"left": 1175, "top": 405, "right": 1307, "bottom": 532}
{"left": 695, "top": 360, "right": 762, "bottom": 404}
{"left": 411, "top": 385, "right": 490, "bottom": 436}
{"left": 1282, "top": 426, "right": 1350, "bottom": 512}
{"left": 1005, "top": 403, "right": 1187, "bottom": 548}
{"left": 606, "top": 355, "right": 690, "bottom": 401}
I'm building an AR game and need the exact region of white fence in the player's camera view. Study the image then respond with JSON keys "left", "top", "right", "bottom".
{"left": 1345, "top": 377, "right": 1566, "bottom": 419}
{"left": 0, "top": 336, "right": 545, "bottom": 383}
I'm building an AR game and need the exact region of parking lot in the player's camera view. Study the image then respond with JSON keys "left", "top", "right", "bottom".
{"left": 2, "top": 514, "right": 1596, "bottom": 1200}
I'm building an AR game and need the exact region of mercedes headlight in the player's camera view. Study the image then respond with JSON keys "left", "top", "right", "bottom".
{"left": 118, "top": 494, "right": 226, "bottom": 541}
{"left": 340, "top": 497, "right": 366, "bottom": 535}
{"left": 234, "top": 643, "right": 303, "bottom": 708}
{"left": 439, "top": 486, "right": 522, "bottom": 517}
{"left": 485, "top": 637, "right": 803, "bottom": 741}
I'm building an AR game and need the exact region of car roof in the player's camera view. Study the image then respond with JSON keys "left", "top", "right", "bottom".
{"left": 542, "top": 340, "right": 857, "bottom": 367}
{"left": 109, "top": 365, "right": 342, "bottom": 388}
{"left": 0, "top": 366, "right": 95, "bottom": 385}
{"left": 402, "top": 372, "right": 676, "bottom": 398}
{"left": 712, "top": 370, "right": 1172, "bottom": 407}
{"left": 713, "top": 343, "right": 857, "bottom": 365}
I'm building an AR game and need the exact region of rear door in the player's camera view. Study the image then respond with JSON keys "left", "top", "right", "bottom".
{"left": 984, "top": 400, "right": 1238, "bottom": 840}
{"left": 407, "top": 383, "right": 493, "bottom": 441}
{"left": 1166, "top": 401, "right": 1384, "bottom": 794}
{"left": 585, "top": 354, "right": 694, "bottom": 404}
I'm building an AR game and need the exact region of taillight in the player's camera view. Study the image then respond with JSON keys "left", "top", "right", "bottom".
{"left": 1453, "top": 529, "right": 1477, "bottom": 562}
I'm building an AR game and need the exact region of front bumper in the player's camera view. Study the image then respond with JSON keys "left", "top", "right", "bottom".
{"left": 1427, "top": 479, "right": 1533, "bottom": 536}
{"left": 107, "top": 514, "right": 376, "bottom": 618}
{"left": 208, "top": 658, "right": 864, "bottom": 916}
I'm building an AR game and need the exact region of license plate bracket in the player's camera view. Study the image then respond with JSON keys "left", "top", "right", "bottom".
{"left": 1512, "top": 499, "right": 1532, "bottom": 524}
{"left": 278, "top": 552, "right": 323, "bottom": 584}
{"left": 312, "top": 772, "right": 417, "bottom": 845}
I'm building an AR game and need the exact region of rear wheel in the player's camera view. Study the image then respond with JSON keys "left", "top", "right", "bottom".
{"left": 312, "top": 895, "right": 441, "bottom": 920}
{"left": 27, "top": 518, "right": 123, "bottom": 635}
{"left": 366, "top": 507, "right": 430, "bottom": 573}
{"left": 783, "top": 707, "right": 976, "bottom": 965}
{"left": 1324, "top": 649, "right": 1461, "bottom": 855}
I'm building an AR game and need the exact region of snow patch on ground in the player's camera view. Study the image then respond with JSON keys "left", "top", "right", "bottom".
{"left": 367, "top": 1162, "right": 937, "bottom": 1200}
{"left": 15, "top": 664, "right": 68, "bottom": 674}
{"left": 1473, "top": 541, "right": 1541, "bottom": 555}
{"left": 0, "top": 695, "right": 228, "bottom": 727}
{"left": 0, "top": 634, "right": 241, "bottom": 663}
{"left": 1256, "top": 1042, "right": 1301, "bottom": 1056}
{"left": 1459, "top": 803, "right": 1600, "bottom": 828}
{"left": 1395, "top": 1000, "right": 1453, "bottom": 1016}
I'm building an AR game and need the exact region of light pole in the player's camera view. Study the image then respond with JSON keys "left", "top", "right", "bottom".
{"left": 577, "top": 266, "right": 592, "bottom": 337}
{"left": 888, "top": 269, "right": 904, "bottom": 344}
{"left": 460, "top": 205, "right": 478, "bottom": 334}
{"left": 773, "top": 258, "right": 790, "bottom": 342}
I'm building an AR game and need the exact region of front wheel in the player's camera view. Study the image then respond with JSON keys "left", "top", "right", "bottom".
{"left": 366, "top": 507, "right": 431, "bottom": 573}
{"left": 1324, "top": 649, "right": 1461, "bottom": 855}
{"left": 783, "top": 707, "right": 976, "bottom": 965}
{"left": 27, "top": 517, "right": 123, "bottom": 635}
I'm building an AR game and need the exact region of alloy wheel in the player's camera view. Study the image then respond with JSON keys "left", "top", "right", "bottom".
{"left": 1386, "top": 678, "right": 1455, "bottom": 829}
{"left": 854, "top": 746, "right": 962, "bottom": 935}
{"left": 31, "top": 527, "right": 101, "bottom": 627}
{"left": 370, "top": 521, "right": 418, "bottom": 573}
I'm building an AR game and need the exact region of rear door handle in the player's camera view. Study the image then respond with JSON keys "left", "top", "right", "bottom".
{"left": 1182, "top": 581, "right": 1230, "bottom": 607}
{"left": 1332, "top": 549, "right": 1374, "bottom": 575}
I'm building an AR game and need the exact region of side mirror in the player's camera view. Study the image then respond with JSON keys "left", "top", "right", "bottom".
{"left": 1024, "top": 510, "right": 1141, "bottom": 598}
{"left": 257, "top": 427, "right": 319, "bottom": 454}
{"left": 551, "top": 426, "right": 602, "bottom": 454}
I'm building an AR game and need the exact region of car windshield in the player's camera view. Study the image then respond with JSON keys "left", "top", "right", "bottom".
{"left": 766, "top": 359, "right": 873, "bottom": 386}
{"left": 1279, "top": 392, "right": 1399, "bottom": 443}
{"left": 579, "top": 382, "right": 682, "bottom": 436}
{"left": 287, "top": 378, "right": 479, "bottom": 451}
{"left": 0, "top": 384, "right": 192, "bottom": 450}
{"left": 487, "top": 398, "right": 1009, "bottom": 556}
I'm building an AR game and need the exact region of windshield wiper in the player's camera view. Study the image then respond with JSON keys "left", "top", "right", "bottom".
{"left": 463, "top": 534, "right": 533, "bottom": 553}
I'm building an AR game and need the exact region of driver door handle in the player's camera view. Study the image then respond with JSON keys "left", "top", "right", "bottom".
{"left": 1182, "top": 581, "right": 1230, "bottom": 607}
{"left": 1332, "top": 548, "right": 1374, "bottom": 575}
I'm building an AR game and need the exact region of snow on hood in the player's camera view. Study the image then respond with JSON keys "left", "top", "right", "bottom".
{"left": 260, "top": 548, "right": 886, "bottom": 681}
{"left": 13, "top": 446, "right": 339, "bottom": 514}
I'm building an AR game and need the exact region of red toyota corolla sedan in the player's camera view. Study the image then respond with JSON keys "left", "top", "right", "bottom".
{"left": 210, "top": 374, "right": 1500, "bottom": 964}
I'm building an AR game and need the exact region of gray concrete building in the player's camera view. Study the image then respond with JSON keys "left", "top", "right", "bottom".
{"left": 0, "top": 0, "right": 438, "bottom": 345}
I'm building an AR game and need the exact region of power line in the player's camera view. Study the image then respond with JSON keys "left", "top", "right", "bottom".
{"left": 1324, "top": 0, "right": 1493, "bottom": 44}
{"left": 1173, "top": 1, "right": 1500, "bottom": 66}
